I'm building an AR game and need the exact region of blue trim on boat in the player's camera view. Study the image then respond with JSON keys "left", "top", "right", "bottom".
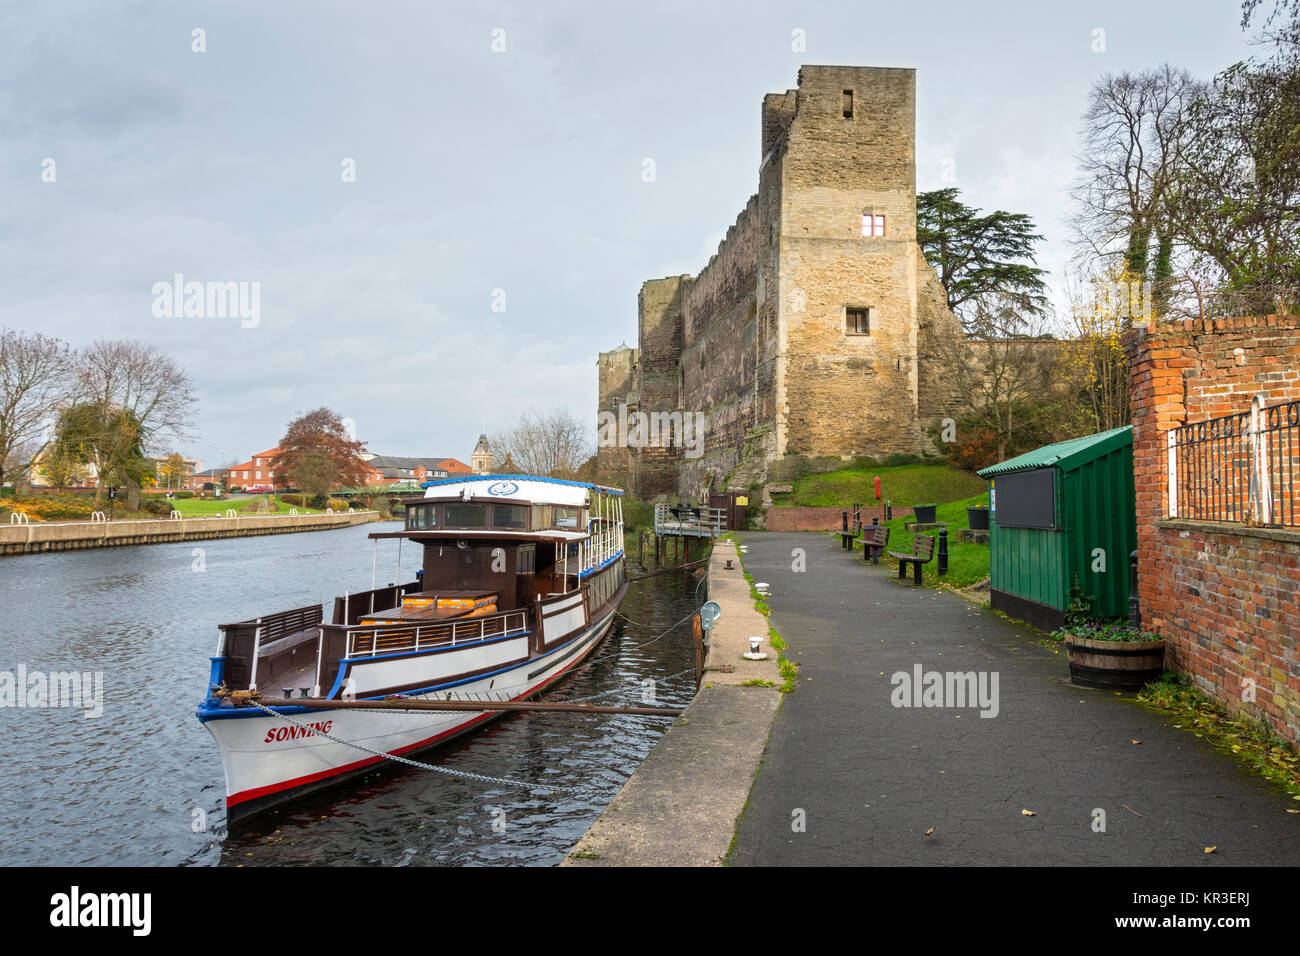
{"left": 195, "top": 614, "right": 611, "bottom": 723}
{"left": 418, "top": 474, "right": 625, "bottom": 495}
{"left": 578, "top": 552, "right": 624, "bottom": 578}
{"left": 336, "top": 629, "right": 531, "bottom": 666}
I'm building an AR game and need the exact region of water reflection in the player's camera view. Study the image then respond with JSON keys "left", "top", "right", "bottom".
{"left": 0, "top": 523, "right": 701, "bottom": 866}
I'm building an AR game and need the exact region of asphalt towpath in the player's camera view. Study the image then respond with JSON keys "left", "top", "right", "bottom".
{"left": 727, "top": 532, "right": 1300, "bottom": 866}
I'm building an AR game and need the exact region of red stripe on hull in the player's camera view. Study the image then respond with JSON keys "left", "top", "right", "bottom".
{"left": 224, "top": 617, "right": 612, "bottom": 817}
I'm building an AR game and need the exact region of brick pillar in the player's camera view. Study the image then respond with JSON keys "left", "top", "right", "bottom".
{"left": 1123, "top": 322, "right": 1192, "bottom": 646}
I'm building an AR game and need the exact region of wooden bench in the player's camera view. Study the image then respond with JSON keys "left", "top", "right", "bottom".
{"left": 837, "top": 518, "right": 863, "bottom": 550}
{"left": 855, "top": 525, "right": 890, "bottom": 564}
{"left": 888, "top": 534, "right": 935, "bottom": 585}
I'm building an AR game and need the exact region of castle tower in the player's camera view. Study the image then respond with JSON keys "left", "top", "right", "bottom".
{"left": 470, "top": 434, "right": 493, "bottom": 474}
{"left": 607, "top": 66, "right": 962, "bottom": 499}
{"left": 596, "top": 344, "right": 639, "bottom": 490}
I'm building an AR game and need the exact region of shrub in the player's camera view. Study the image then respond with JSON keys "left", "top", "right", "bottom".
{"left": 1, "top": 495, "right": 96, "bottom": 521}
{"left": 140, "top": 498, "right": 175, "bottom": 517}
{"left": 280, "top": 493, "right": 307, "bottom": 508}
{"left": 809, "top": 455, "right": 847, "bottom": 475}
{"left": 621, "top": 497, "right": 654, "bottom": 531}
{"left": 766, "top": 455, "right": 810, "bottom": 483}
{"left": 881, "top": 453, "right": 923, "bottom": 468}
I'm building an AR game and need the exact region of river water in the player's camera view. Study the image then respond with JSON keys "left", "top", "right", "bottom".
{"left": 0, "top": 522, "right": 702, "bottom": 866}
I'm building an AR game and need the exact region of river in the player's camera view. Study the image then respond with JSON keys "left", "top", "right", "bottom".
{"left": 0, "top": 522, "right": 702, "bottom": 866}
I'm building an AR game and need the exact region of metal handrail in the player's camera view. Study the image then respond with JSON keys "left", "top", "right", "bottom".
{"left": 344, "top": 610, "right": 529, "bottom": 658}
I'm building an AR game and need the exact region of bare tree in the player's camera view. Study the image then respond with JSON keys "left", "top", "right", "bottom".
{"left": 491, "top": 409, "right": 592, "bottom": 479}
{"left": 72, "top": 340, "right": 196, "bottom": 507}
{"left": 0, "top": 330, "right": 73, "bottom": 487}
{"left": 1073, "top": 66, "right": 1204, "bottom": 312}
{"left": 1164, "top": 58, "right": 1300, "bottom": 311}
{"left": 932, "top": 295, "right": 1063, "bottom": 462}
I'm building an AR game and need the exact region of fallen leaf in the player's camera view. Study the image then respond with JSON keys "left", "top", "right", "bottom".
{"left": 1131, "top": 739, "right": 1142, "bottom": 745}
{"left": 1021, "top": 809, "right": 1037, "bottom": 817}
{"left": 1204, "top": 846, "right": 1217, "bottom": 854}
{"left": 1286, "top": 809, "right": 1299, "bottom": 814}
{"left": 925, "top": 826, "right": 935, "bottom": 837}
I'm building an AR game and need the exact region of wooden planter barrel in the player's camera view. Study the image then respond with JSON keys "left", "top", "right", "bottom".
{"left": 1065, "top": 636, "right": 1165, "bottom": 690}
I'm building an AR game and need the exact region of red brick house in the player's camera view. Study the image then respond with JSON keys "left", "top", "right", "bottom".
{"left": 226, "top": 447, "right": 285, "bottom": 490}
{"left": 360, "top": 455, "right": 474, "bottom": 487}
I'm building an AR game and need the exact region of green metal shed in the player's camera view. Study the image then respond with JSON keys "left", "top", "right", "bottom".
{"left": 977, "top": 426, "right": 1136, "bottom": 632}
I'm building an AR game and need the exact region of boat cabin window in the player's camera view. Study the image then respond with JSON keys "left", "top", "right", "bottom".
{"left": 407, "top": 503, "right": 438, "bottom": 530}
{"left": 553, "top": 506, "right": 581, "bottom": 529}
{"left": 531, "top": 504, "right": 550, "bottom": 528}
{"left": 493, "top": 504, "right": 528, "bottom": 530}
{"left": 444, "top": 503, "right": 487, "bottom": 528}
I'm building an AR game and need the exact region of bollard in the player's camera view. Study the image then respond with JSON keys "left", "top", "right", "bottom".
{"left": 937, "top": 527, "right": 948, "bottom": 576}
{"left": 886, "top": 502, "right": 893, "bottom": 521}
{"left": 872, "top": 515, "right": 878, "bottom": 526}
{"left": 1129, "top": 550, "right": 1140, "bottom": 627}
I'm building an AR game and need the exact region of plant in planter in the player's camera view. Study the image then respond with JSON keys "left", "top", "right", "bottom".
{"left": 1055, "top": 581, "right": 1163, "bottom": 690}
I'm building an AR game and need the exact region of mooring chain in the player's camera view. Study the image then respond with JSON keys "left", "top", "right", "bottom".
{"left": 247, "top": 699, "right": 600, "bottom": 795}
{"left": 268, "top": 664, "right": 699, "bottom": 719}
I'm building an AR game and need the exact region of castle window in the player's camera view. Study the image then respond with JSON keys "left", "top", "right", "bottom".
{"left": 861, "top": 213, "right": 885, "bottom": 238}
{"left": 842, "top": 90, "right": 854, "bottom": 120}
{"left": 846, "top": 307, "right": 871, "bottom": 336}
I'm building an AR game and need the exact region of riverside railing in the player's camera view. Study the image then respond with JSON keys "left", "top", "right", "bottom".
{"left": 653, "top": 504, "right": 726, "bottom": 537}
{"left": 344, "top": 610, "right": 530, "bottom": 657}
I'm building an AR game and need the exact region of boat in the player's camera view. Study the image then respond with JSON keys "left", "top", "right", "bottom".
{"left": 196, "top": 474, "right": 628, "bottom": 825}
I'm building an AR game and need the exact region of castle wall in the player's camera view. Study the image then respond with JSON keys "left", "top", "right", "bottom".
{"left": 634, "top": 277, "right": 689, "bottom": 498}
{"left": 611, "top": 66, "right": 963, "bottom": 499}
{"left": 915, "top": 247, "right": 970, "bottom": 443}
{"left": 595, "top": 346, "right": 638, "bottom": 487}
{"left": 677, "top": 196, "right": 762, "bottom": 494}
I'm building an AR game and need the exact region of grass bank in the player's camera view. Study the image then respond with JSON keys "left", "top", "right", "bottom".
{"left": 772, "top": 462, "right": 985, "bottom": 509}
{"left": 852, "top": 491, "right": 991, "bottom": 590}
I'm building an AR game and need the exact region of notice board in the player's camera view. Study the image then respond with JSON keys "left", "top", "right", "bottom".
{"left": 993, "top": 468, "right": 1057, "bottom": 530}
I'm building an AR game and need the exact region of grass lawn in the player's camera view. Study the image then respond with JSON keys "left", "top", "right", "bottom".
{"left": 774, "top": 462, "right": 986, "bottom": 509}
{"left": 852, "top": 491, "right": 992, "bottom": 589}
{"left": 169, "top": 495, "right": 332, "bottom": 517}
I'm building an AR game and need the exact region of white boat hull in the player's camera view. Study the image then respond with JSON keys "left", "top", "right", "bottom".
{"left": 202, "top": 610, "right": 616, "bottom": 824}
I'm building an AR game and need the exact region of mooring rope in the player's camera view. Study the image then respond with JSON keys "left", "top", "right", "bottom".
{"left": 248, "top": 699, "right": 601, "bottom": 795}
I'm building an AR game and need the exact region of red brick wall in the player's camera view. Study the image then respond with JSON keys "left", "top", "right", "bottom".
{"left": 1124, "top": 314, "right": 1300, "bottom": 745}
{"left": 765, "top": 505, "right": 911, "bottom": 531}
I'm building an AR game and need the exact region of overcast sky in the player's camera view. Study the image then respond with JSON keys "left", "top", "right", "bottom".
{"left": 0, "top": 1, "right": 1259, "bottom": 469}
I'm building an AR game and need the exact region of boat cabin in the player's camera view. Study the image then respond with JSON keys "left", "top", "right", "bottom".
{"left": 367, "top": 475, "right": 625, "bottom": 621}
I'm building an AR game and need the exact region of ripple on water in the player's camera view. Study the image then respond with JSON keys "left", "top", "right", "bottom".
{"left": 1, "top": 524, "right": 701, "bottom": 866}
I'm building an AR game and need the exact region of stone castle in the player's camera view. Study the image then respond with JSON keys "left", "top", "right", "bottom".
{"left": 597, "top": 66, "right": 964, "bottom": 499}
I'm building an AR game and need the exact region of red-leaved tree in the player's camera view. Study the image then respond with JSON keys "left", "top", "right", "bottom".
{"left": 271, "top": 408, "right": 368, "bottom": 495}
